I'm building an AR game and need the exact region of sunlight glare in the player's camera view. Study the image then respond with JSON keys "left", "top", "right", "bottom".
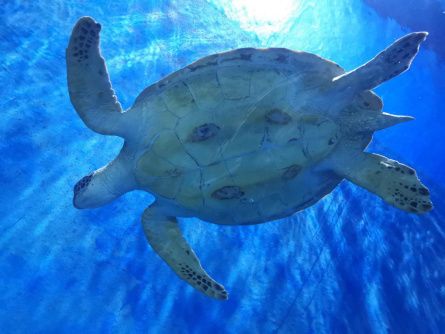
{"left": 212, "top": 0, "right": 301, "bottom": 38}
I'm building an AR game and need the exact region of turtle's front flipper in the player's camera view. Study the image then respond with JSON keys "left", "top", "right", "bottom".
{"left": 66, "top": 17, "right": 127, "bottom": 136}
{"left": 330, "top": 32, "right": 427, "bottom": 109}
{"left": 141, "top": 203, "right": 228, "bottom": 300}
{"left": 334, "top": 153, "right": 432, "bottom": 213}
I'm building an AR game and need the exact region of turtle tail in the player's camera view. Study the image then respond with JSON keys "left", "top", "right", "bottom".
{"left": 361, "top": 113, "right": 414, "bottom": 132}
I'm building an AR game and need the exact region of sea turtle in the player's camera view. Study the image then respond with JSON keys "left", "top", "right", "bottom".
{"left": 67, "top": 17, "right": 433, "bottom": 300}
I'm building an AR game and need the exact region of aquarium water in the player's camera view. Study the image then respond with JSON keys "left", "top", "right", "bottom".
{"left": 1, "top": 0, "right": 444, "bottom": 333}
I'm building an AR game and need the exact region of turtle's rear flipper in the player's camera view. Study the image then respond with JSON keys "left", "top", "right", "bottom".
{"left": 328, "top": 32, "right": 428, "bottom": 113}
{"left": 141, "top": 203, "right": 228, "bottom": 300}
{"left": 66, "top": 17, "right": 126, "bottom": 136}
{"left": 334, "top": 153, "right": 432, "bottom": 213}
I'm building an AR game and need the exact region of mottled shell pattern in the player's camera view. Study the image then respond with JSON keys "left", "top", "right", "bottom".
{"left": 129, "top": 48, "right": 382, "bottom": 224}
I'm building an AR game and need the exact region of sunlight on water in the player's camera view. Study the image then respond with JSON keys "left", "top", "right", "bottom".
{"left": 210, "top": 0, "right": 301, "bottom": 38}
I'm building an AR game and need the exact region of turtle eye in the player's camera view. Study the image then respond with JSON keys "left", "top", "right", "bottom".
{"left": 74, "top": 174, "right": 93, "bottom": 194}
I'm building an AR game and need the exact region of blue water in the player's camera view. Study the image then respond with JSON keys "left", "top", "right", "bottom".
{"left": 1, "top": 0, "right": 444, "bottom": 333}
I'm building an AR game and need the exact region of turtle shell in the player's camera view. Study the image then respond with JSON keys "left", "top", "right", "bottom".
{"left": 132, "top": 48, "right": 381, "bottom": 224}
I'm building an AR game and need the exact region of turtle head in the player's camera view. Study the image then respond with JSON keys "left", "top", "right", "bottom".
{"left": 73, "top": 156, "right": 136, "bottom": 209}
{"left": 73, "top": 171, "right": 106, "bottom": 209}
{"left": 73, "top": 165, "right": 120, "bottom": 209}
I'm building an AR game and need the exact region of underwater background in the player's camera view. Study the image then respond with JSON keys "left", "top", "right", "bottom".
{"left": 1, "top": 0, "right": 444, "bottom": 333}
